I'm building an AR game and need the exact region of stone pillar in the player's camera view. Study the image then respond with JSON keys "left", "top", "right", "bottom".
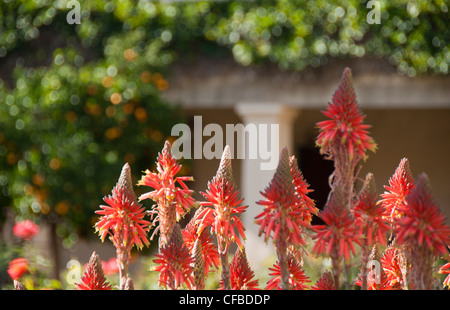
{"left": 234, "top": 103, "right": 299, "bottom": 270}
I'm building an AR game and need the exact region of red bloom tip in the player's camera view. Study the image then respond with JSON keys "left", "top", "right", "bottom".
{"left": 138, "top": 141, "right": 196, "bottom": 245}
{"left": 311, "top": 271, "right": 335, "bottom": 290}
{"left": 316, "top": 67, "right": 376, "bottom": 161}
{"left": 394, "top": 173, "right": 450, "bottom": 255}
{"left": 354, "top": 173, "right": 390, "bottom": 247}
{"left": 7, "top": 258, "right": 29, "bottom": 281}
{"left": 255, "top": 149, "right": 312, "bottom": 249}
{"left": 95, "top": 163, "right": 150, "bottom": 251}
{"left": 380, "top": 158, "right": 415, "bottom": 222}
{"left": 152, "top": 224, "right": 194, "bottom": 289}
{"left": 199, "top": 146, "right": 247, "bottom": 252}
{"left": 266, "top": 254, "right": 310, "bottom": 290}
{"left": 76, "top": 252, "right": 112, "bottom": 290}
{"left": 12, "top": 220, "right": 40, "bottom": 240}
{"left": 220, "top": 247, "right": 259, "bottom": 290}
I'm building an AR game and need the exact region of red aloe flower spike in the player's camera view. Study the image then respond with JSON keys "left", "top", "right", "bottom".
{"left": 197, "top": 145, "right": 248, "bottom": 290}
{"left": 289, "top": 155, "right": 318, "bottom": 226}
{"left": 380, "top": 158, "right": 415, "bottom": 226}
{"left": 394, "top": 173, "right": 450, "bottom": 289}
{"left": 266, "top": 253, "right": 311, "bottom": 290}
{"left": 138, "top": 141, "right": 196, "bottom": 248}
{"left": 380, "top": 245, "right": 403, "bottom": 290}
{"left": 182, "top": 207, "right": 220, "bottom": 274}
{"left": 95, "top": 163, "right": 150, "bottom": 289}
{"left": 76, "top": 251, "right": 112, "bottom": 290}
{"left": 311, "top": 271, "right": 335, "bottom": 290}
{"left": 256, "top": 147, "right": 310, "bottom": 290}
{"left": 316, "top": 67, "right": 377, "bottom": 161}
{"left": 315, "top": 68, "right": 377, "bottom": 211}
{"left": 220, "top": 247, "right": 259, "bottom": 290}
{"left": 151, "top": 224, "right": 194, "bottom": 290}
{"left": 353, "top": 173, "right": 389, "bottom": 289}
{"left": 191, "top": 237, "right": 206, "bottom": 290}
{"left": 439, "top": 252, "right": 450, "bottom": 289}
{"left": 312, "top": 189, "right": 362, "bottom": 289}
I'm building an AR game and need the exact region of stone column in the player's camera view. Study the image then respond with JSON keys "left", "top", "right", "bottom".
{"left": 234, "top": 103, "right": 299, "bottom": 271}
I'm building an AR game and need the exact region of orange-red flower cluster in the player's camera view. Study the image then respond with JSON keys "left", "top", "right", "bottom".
{"left": 182, "top": 207, "right": 220, "bottom": 274}
{"left": 12, "top": 220, "right": 39, "bottom": 240}
{"left": 7, "top": 258, "right": 28, "bottom": 281}
{"left": 95, "top": 163, "right": 150, "bottom": 251}
{"left": 76, "top": 252, "right": 112, "bottom": 290}
{"left": 220, "top": 248, "right": 259, "bottom": 290}
{"left": 354, "top": 173, "right": 390, "bottom": 247}
{"left": 255, "top": 149, "right": 314, "bottom": 249}
{"left": 312, "top": 191, "right": 362, "bottom": 262}
{"left": 316, "top": 67, "right": 376, "bottom": 161}
{"left": 380, "top": 158, "right": 415, "bottom": 223}
{"left": 395, "top": 173, "right": 450, "bottom": 255}
{"left": 266, "top": 254, "right": 310, "bottom": 290}
{"left": 152, "top": 225, "right": 194, "bottom": 289}
{"left": 311, "top": 271, "right": 335, "bottom": 290}
{"left": 197, "top": 146, "right": 247, "bottom": 251}
{"left": 440, "top": 253, "right": 450, "bottom": 289}
{"left": 138, "top": 141, "right": 196, "bottom": 245}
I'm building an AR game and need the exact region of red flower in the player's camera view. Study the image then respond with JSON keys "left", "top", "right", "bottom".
{"left": 182, "top": 207, "right": 220, "bottom": 274}
{"left": 440, "top": 253, "right": 450, "bottom": 289}
{"left": 138, "top": 141, "right": 196, "bottom": 246}
{"left": 152, "top": 224, "right": 194, "bottom": 290}
{"left": 13, "top": 220, "right": 40, "bottom": 240}
{"left": 95, "top": 163, "right": 150, "bottom": 251}
{"left": 311, "top": 271, "right": 335, "bottom": 290}
{"left": 102, "top": 258, "right": 119, "bottom": 276}
{"left": 312, "top": 192, "right": 362, "bottom": 262}
{"left": 197, "top": 145, "right": 247, "bottom": 252}
{"left": 76, "top": 252, "right": 111, "bottom": 290}
{"left": 380, "top": 246, "right": 403, "bottom": 290}
{"left": 394, "top": 173, "right": 450, "bottom": 255}
{"left": 316, "top": 67, "right": 377, "bottom": 161}
{"left": 354, "top": 173, "right": 390, "bottom": 247}
{"left": 380, "top": 158, "right": 415, "bottom": 223}
{"left": 289, "top": 155, "right": 318, "bottom": 226}
{"left": 220, "top": 248, "right": 259, "bottom": 290}
{"left": 7, "top": 258, "right": 29, "bottom": 280}
{"left": 266, "top": 254, "right": 310, "bottom": 290}
{"left": 255, "top": 150, "right": 311, "bottom": 249}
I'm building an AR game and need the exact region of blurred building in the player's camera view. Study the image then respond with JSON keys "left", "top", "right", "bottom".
{"left": 163, "top": 56, "right": 450, "bottom": 268}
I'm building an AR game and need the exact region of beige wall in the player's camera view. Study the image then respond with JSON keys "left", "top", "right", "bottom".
{"left": 182, "top": 107, "right": 450, "bottom": 224}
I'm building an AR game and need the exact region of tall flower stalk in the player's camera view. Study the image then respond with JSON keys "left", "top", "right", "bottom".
{"left": 316, "top": 67, "right": 377, "bottom": 211}
{"left": 312, "top": 189, "right": 361, "bottom": 289}
{"left": 353, "top": 173, "right": 389, "bottom": 289}
{"left": 394, "top": 173, "right": 450, "bottom": 289}
{"left": 255, "top": 148, "right": 315, "bottom": 290}
{"left": 95, "top": 163, "right": 150, "bottom": 289}
{"left": 197, "top": 145, "right": 247, "bottom": 290}
{"left": 138, "top": 141, "right": 196, "bottom": 249}
{"left": 380, "top": 158, "right": 415, "bottom": 288}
